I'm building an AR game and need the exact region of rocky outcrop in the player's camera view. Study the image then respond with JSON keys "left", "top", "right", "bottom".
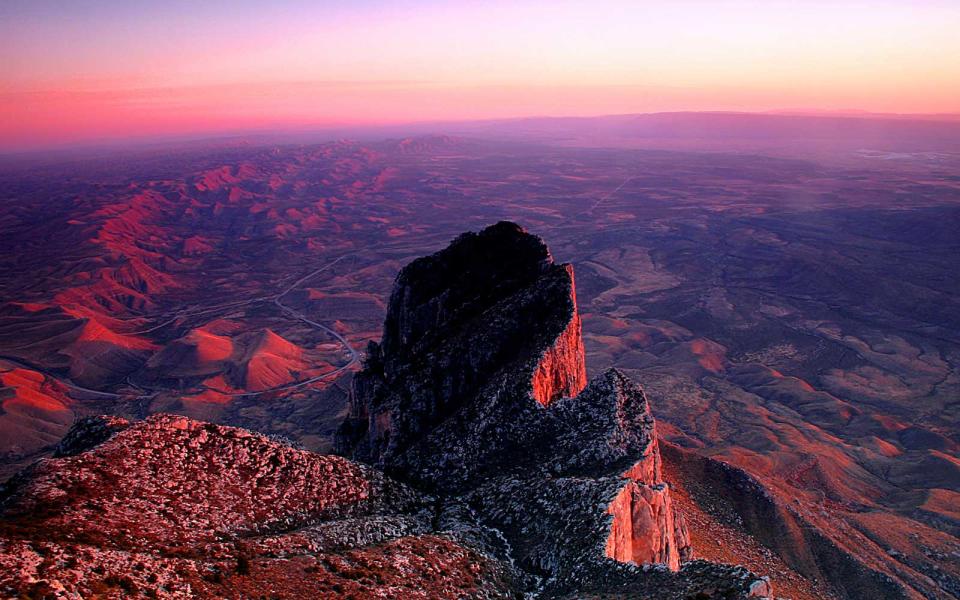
{"left": 0, "top": 408, "right": 747, "bottom": 600}
{"left": 1, "top": 414, "right": 427, "bottom": 552}
{"left": 51, "top": 415, "right": 131, "bottom": 457}
{"left": 606, "top": 481, "right": 683, "bottom": 570}
{"left": 337, "top": 221, "right": 589, "bottom": 490}
{"left": 337, "top": 222, "right": 767, "bottom": 597}
{"left": 0, "top": 414, "right": 517, "bottom": 599}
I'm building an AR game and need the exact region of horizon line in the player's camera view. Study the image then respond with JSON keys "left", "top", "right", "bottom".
{"left": 3, "top": 108, "right": 960, "bottom": 158}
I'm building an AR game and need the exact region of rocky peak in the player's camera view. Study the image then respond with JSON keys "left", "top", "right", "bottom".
{"left": 531, "top": 262, "right": 587, "bottom": 405}
{"left": 336, "top": 222, "right": 769, "bottom": 597}
{"left": 337, "top": 221, "right": 587, "bottom": 482}
{"left": 380, "top": 220, "right": 556, "bottom": 360}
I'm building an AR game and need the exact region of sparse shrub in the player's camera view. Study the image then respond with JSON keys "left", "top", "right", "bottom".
{"left": 236, "top": 552, "right": 251, "bottom": 575}
{"left": 103, "top": 574, "right": 137, "bottom": 593}
{"left": 204, "top": 568, "right": 223, "bottom": 584}
{"left": 266, "top": 433, "right": 304, "bottom": 449}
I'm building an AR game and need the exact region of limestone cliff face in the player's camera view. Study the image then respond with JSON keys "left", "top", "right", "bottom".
{"left": 606, "top": 416, "right": 693, "bottom": 571}
{"left": 531, "top": 264, "right": 587, "bottom": 406}
{"left": 335, "top": 222, "right": 750, "bottom": 597}
{"left": 606, "top": 481, "right": 683, "bottom": 570}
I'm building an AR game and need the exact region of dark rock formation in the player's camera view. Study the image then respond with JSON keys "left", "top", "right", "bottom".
{"left": 337, "top": 221, "right": 588, "bottom": 490}
{"left": 338, "top": 222, "right": 770, "bottom": 597}
{"left": 52, "top": 415, "right": 131, "bottom": 457}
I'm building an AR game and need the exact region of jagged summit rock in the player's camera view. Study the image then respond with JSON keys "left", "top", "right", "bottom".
{"left": 336, "top": 222, "right": 771, "bottom": 597}
{"left": 337, "top": 221, "right": 587, "bottom": 490}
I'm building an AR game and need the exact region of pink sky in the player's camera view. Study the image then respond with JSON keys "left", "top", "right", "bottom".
{"left": 2, "top": 0, "right": 959, "bottom": 149}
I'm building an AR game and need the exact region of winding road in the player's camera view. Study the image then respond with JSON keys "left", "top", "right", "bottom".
{"left": 0, "top": 255, "right": 361, "bottom": 401}
{"left": 0, "top": 354, "right": 145, "bottom": 399}
{"left": 218, "top": 256, "right": 361, "bottom": 397}
{"left": 584, "top": 176, "right": 635, "bottom": 214}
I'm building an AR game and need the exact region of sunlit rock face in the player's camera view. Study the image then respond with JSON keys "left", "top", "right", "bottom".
{"left": 604, "top": 396, "right": 693, "bottom": 572}
{"left": 606, "top": 481, "right": 683, "bottom": 570}
{"left": 336, "top": 222, "right": 767, "bottom": 597}
{"left": 531, "top": 264, "right": 588, "bottom": 406}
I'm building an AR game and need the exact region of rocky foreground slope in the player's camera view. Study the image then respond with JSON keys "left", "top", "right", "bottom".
{"left": 0, "top": 222, "right": 772, "bottom": 598}
{"left": 0, "top": 413, "right": 515, "bottom": 598}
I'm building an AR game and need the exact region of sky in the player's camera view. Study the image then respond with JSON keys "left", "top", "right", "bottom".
{"left": 2, "top": 0, "right": 959, "bottom": 149}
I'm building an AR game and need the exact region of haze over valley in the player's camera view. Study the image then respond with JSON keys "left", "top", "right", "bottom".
{"left": 1, "top": 112, "right": 958, "bottom": 597}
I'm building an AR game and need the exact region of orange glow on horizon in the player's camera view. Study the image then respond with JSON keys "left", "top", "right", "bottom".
{"left": 2, "top": 0, "right": 959, "bottom": 149}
